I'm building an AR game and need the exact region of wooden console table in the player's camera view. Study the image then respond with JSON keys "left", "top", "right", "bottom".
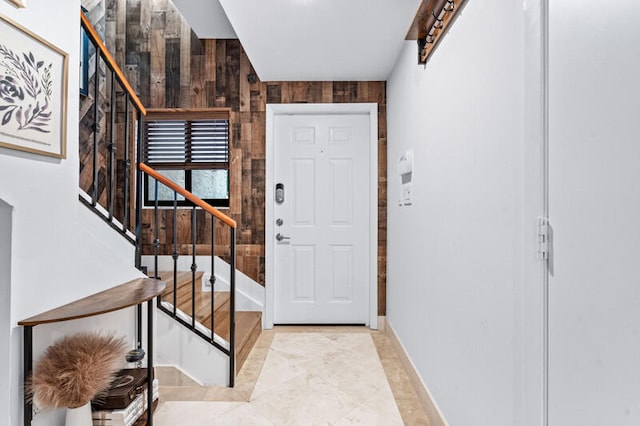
{"left": 18, "top": 277, "right": 165, "bottom": 426}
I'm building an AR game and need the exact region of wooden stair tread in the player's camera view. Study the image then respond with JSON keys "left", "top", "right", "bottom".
{"left": 156, "top": 271, "right": 204, "bottom": 293}
{"left": 155, "top": 270, "right": 226, "bottom": 318}
{"left": 155, "top": 270, "right": 262, "bottom": 373}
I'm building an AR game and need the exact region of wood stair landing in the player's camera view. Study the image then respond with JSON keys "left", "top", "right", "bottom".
{"left": 154, "top": 271, "right": 261, "bottom": 373}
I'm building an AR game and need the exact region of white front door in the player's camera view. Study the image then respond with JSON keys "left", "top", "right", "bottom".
{"left": 271, "top": 113, "right": 371, "bottom": 324}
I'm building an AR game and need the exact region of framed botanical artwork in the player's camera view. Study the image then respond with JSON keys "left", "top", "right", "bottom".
{"left": 0, "top": 14, "right": 68, "bottom": 158}
{"left": 6, "top": 0, "right": 26, "bottom": 8}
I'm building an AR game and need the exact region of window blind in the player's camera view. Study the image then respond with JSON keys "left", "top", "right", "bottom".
{"left": 142, "top": 109, "right": 230, "bottom": 170}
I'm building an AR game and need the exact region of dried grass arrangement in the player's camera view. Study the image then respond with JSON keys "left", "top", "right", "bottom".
{"left": 29, "top": 332, "right": 128, "bottom": 409}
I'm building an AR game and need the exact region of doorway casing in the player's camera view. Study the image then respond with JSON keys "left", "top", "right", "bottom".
{"left": 264, "top": 103, "right": 379, "bottom": 329}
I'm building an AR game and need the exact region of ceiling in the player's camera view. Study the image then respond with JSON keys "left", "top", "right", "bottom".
{"left": 172, "top": 0, "right": 421, "bottom": 82}
{"left": 171, "top": 0, "right": 237, "bottom": 39}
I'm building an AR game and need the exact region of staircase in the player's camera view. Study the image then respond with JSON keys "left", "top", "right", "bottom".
{"left": 154, "top": 271, "right": 261, "bottom": 372}
{"left": 78, "top": 12, "right": 260, "bottom": 389}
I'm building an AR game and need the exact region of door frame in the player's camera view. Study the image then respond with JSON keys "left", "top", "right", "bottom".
{"left": 264, "top": 103, "right": 378, "bottom": 329}
{"left": 522, "top": 1, "right": 549, "bottom": 424}
{"left": 0, "top": 200, "right": 12, "bottom": 424}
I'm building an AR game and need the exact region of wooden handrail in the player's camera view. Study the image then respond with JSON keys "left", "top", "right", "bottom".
{"left": 81, "top": 11, "right": 146, "bottom": 115}
{"left": 139, "top": 162, "right": 237, "bottom": 228}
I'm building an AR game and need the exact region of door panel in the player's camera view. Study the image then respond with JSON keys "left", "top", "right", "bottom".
{"left": 292, "top": 246, "right": 315, "bottom": 301}
{"left": 330, "top": 159, "right": 353, "bottom": 225}
{"left": 330, "top": 246, "right": 353, "bottom": 301}
{"left": 548, "top": 1, "right": 640, "bottom": 424}
{"left": 273, "top": 113, "right": 370, "bottom": 324}
{"left": 292, "top": 159, "right": 315, "bottom": 225}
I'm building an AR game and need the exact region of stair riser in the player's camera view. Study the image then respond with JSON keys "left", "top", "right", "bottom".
{"left": 155, "top": 270, "right": 262, "bottom": 381}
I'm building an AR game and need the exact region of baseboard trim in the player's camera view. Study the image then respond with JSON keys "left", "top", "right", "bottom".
{"left": 384, "top": 319, "right": 448, "bottom": 426}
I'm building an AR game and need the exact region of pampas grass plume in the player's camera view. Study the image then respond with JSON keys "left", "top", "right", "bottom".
{"left": 29, "top": 332, "right": 128, "bottom": 409}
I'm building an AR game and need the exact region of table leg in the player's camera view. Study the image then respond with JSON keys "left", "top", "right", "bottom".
{"left": 146, "top": 299, "right": 153, "bottom": 426}
{"left": 23, "top": 326, "right": 32, "bottom": 426}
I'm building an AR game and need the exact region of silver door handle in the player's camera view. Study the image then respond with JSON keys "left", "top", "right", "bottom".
{"left": 276, "top": 233, "right": 290, "bottom": 242}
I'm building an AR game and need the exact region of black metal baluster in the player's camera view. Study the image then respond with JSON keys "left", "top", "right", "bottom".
{"left": 108, "top": 71, "right": 116, "bottom": 220}
{"left": 153, "top": 179, "right": 159, "bottom": 279}
{"left": 172, "top": 191, "right": 178, "bottom": 317}
{"left": 134, "top": 111, "right": 143, "bottom": 270}
{"left": 191, "top": 206, "right": 197, "bottom": 329}
{"left": 91, "top": 52, "right": 100, "bottom": 206}
{"left": 122, "top": 94, "right": 131, "bottom": 232}
{"left": 210, "top": 217, "right": 215, "bottom": 343}
{"left": 229, "top": 227, "right": 236, "bottom": 387}
{"left": 134, "top": 111, "right": 144, "bottom": 357}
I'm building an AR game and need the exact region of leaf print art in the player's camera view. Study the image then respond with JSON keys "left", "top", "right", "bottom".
{"left": 0, "top": 44, "right": 53, "bottom": 134}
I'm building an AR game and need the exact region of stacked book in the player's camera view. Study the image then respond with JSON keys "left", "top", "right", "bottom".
{"left": 92, "top": 369, "right": 159, "bottom": 426}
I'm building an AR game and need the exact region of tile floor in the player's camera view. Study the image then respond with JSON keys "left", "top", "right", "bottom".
{"left": 155, "top": 326, "right": 431, "bottom": 425}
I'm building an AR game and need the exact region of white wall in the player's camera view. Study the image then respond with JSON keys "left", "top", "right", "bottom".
{"left": 0, "top": 1, "right": 143, "bottom": 425}
{"left": 156, "top": 312, "right": 229, "bottom": 386}
{"left": 386, "top": 1, "right": 535, "bottom": 424}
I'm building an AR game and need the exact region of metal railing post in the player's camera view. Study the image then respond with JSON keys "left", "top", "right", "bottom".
{"left": 134, "top": 112, "right": 144, "bottom": 353}
{"left": 91, "top": 51, "right": 100, "bottom": 206}
{"left": 153, "top": 179, "right": 159, "bottom": 279}
{"left": 134, "top": 112, "right": 144, "bottom": 270}
{"left": 210, "top": 219, "right": 215, "bottom": 343}
{"left": 191, "top": 207, "right": 197, "bottom": 328}
{"left": 123, "top": 94, "right": 131, "bottom": 232}
{"left": 108, "top": 71, "right": 116, "bottom": 220}
{"left": 172, "top": 191, "right": 178, "bottom": 316}
{"left": 229, "top": 227, "right": 236, "bottom": 387}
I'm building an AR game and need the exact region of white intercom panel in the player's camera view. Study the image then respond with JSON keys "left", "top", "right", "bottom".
{"left": 398, "top": 151, "right": 413, "bottom": 206}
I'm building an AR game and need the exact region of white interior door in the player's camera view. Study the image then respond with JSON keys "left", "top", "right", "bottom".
{"left": 272, "top": 113, "right": 370, "bottom": 324}
{"left": 547, "top": 1, "right": 640, "bottom": 424}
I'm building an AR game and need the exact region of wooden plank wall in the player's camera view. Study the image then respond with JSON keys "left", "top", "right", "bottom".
{"left": 80, "top": 0, "right": 137, "bottom": 226}
{"left": 101, "top": 0, "right": 387, "bottom": 314}
{"left": 79, "top": 0, "right": 107, "bottom": 203}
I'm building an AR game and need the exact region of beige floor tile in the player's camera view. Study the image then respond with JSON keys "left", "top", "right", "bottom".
{"left": 250, "top": 350, "right": 308, "bottom": 399}
{"left": 363, "top": 385, "right": 405, "bottom": 422}
{"left": 158, "top": 385, "right": 209, "bottom": 402}
{"left": 209, "top": 403, "right": 276, "bottom": 425}
{"left": 298, "top": 336, "right": 388, "bottom": 405}
{"left": 250, "top": 372, "right": 359, "bottom": 425}
{"left": 154, "top": 401, "right": 244, "bottom": 426}
{"left": 155, "top": 326, "right": 432, "bottom": 425}
{"left": 156, "top": 366, "right": 201, "bottom": 386}
{"left": 202, "top": 386, "right": 247, "bottom": 402}
{"left": 334, "top": 403, "right": 404, "bottom": 426}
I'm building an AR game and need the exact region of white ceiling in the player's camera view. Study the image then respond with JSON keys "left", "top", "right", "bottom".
{"left": 171, "top": 0, "right": 237, "bottom": 39}
{"left": 173, "top": 0, "right": 421, "bottom": 82}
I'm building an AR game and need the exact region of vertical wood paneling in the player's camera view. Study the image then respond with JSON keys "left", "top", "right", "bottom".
{"left": 149, "top": 12, "right": 165, "bottom": 107}
{"left": 164, "top": 38, "right": 181, "bottom": 107}
{"left": 98, "top": 0, "right": 388, "bottom": 314}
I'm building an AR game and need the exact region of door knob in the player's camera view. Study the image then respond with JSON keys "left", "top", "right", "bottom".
{"left": 276, "top": 233, "right": 290, "bottom": 242}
